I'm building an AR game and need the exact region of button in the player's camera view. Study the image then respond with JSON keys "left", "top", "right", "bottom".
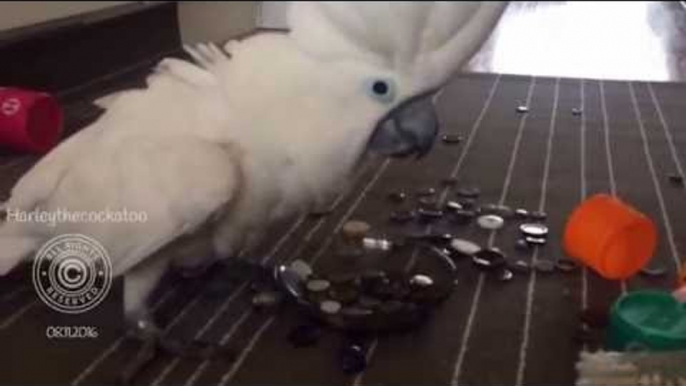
{"left": 477, "top": 214, "right": 505, "bottom": 230}
{"left": 525, "top": 236, "right": 547, "bottom": 246}
{"left": 456, "top": 186, "right": 480, "bottom": 198}
{"left": 417, "top": 208, "right": 443, "bottom": 221}
{"left": 572, "top": 108, "right": 583, "bottom": 116}
{"left": 307, "top": 279, "right": 332, "bottom": 292}
{"left": 520, "top": 223, "right": 549, "bottom": 238}
{"left": 411, "top": 232, "right": 454, "bottom": 246}
{"left": 379, "top": 300, "right": 405, "bottom": 314}
{"left": 361, "top": 270, "right": 387, "bottom": 285}
{"left": 362, "top": 238, "right": 393, "bottom": 251}
{"left": 441, "top": 134, "right": 463, "bottom": 144}
{"left": 480, "top": 204, "right": 514, "bottom": 218}
{"left": 472, "top": 248, "right": 506, "bottom": 270}
{"left": 668, "top": 174, "right": 684, "bottom": 186}
{"left": 329, "top": 284, "right": 360, "bottom": 305}
{"left": 515, "top": 239, "right": 531, "bottom": 251}
{"left": 458, "top": 198, "right": 477, "bottom": 209}
{"left": 389, "top": 210, "right": 416, "bottom": 224}
{"left": 445, "top": 201, "right": 463, "bottom": 212}
{"left": 451, "top": 209, "right": 476, "bottom": 225}
{"left": 342, "top": 221, "right": 371, "bottom": 240}
{"left": 388, "top": 191, "right": 407, "bottom": 203}
{"left": 340, "top": 344, "right": 367, "bottom": 374}
{"left": 321, "top": 300, "right": 343, "bottom": 315}
{"left": 555, "top": 259, "right": 580, "bottom": 273}
{"left": 289, "top": 259, "right": 313, "bottom": 282}
{"left": 441, "top": 177, "right": 459, "bottom": 186}
{"left": 516, "top": 105, "right": 529, "bottom": 113}
{"left": 418, "top": 196, "right": 440, "bottom": 209}
{"left": 450, "top": 238, "right": 482, "bottom": 257}
{"left": 408, "top": 285, "right": 446, "bottom": 305}
{"left": 388, "top": 278, "right": 411, "bottom": 300}
{"left": 409, "top": 274, "right": 434, "bottom": 289}
{"left": 509, "top": 259, "right": 531, "bottom": 273}
{"left": 288, "top": 324, "right": 323, "bottom": 348}
{"left": 358, "top": 296, "right": 382, "bottom": 309}
{"left": 309, "top": 208, "right": 333, "bottom": 218}
{"left": 329, "top": 272, "right": 359, "bottom": 285}
{"left": 341, "top": 306, "right": 374, "bottom": 318}
{"left": 640, "top": 265, "right": 667, "bottom": 277}
{"left": 417, "top": 188, "right": 437, "bottom": 197}
{"left": 530, "top": 211, "right": 547, "bottom": 221}
{"left": 367, "top": 283, "right": 395, "bottom": 301}
{"left": 515, "top": 208, "right": 530, "bottom": 219}
{"left": 252, "top": 291, "right": 282, "bottom": 308}
{"left": 534, "top": 259, "right": 555, "bottom": 273}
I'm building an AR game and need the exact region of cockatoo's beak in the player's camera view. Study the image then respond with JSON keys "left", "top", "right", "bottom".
{"left": 368, "top": 92, "right": 439, "bottom": 159}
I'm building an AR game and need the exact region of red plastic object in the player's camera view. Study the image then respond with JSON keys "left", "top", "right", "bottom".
{"left": 0, "top": 87, "right": 63, "bottom": 153}
{"left": 563, "top": 194, "right": 657, "bottom": 280}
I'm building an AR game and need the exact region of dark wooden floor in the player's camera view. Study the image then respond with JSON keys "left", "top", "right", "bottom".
{"left": 466, "top": 1, "right": 686, "bottom": 82}
{"left": 2, "top": 2, "right": 686, "bottom": 385}
{"left": 1, "top": 70, "right": 685, "bottom": 386}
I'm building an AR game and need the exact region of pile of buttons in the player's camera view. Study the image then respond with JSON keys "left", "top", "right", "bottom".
{"left": 274, "top": 243, "right": 457, "bottom": 334}
{"left": 266, "top": 241, "right": 457, "bottom": 375}
{"left": 255, "top": 158, "right": 597, "bottom": 373}
{"left": 384, "top": 178, "right": 587, "bottom": 280}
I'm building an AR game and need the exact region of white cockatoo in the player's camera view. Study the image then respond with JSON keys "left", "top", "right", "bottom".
{"left": 0, "top": 2, "right": 505, "bottom": 334}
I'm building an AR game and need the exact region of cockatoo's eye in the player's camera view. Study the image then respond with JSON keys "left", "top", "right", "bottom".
{"left": 366, "top": 78, "right": 395, "bottom": 104}
{"left": 372, "top": 81, "right": 389, "bottom": 95}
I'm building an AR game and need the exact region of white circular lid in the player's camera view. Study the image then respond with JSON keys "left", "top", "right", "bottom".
{"left": 520, "top": 223, "right": 549, "bottom": 237}
{"left": 477, "top": 214, "right": 505, "bottom": 230}
{"left": 450, "top": 238, "right": 482, "bottom": 255}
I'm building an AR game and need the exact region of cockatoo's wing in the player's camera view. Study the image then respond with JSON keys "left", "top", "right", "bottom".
{"left": 288, "top": 2, "right": 507, "bottom": 90}
{"left": 76, "top": 136, "right": 242, "bottom": 276}
{"left": 4, "top": 124, "right": 105, "bottom": 212}
{"left": 0, "top": 132, "right": 242, "bottom": 277}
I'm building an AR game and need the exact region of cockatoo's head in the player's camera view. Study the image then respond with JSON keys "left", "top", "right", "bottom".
{"left": 280, "top": 1, "right": 506, "bottom": 159}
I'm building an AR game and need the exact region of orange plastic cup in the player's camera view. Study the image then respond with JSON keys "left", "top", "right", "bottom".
{"left": 563, "top": 194, "right": 657, "bottom": 280}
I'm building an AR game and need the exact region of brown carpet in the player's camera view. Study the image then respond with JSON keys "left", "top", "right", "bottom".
{"left": 0, "top": 68, "right": 685, "bottom": 386}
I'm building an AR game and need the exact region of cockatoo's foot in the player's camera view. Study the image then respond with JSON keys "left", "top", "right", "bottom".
{"left": 120, "top": 315, "right": 234, "bottom": 385}
{"left": 0, "top": 201, "right": 7, "bottom": 222}
{"left": 202, "top": 258, "right": 270, "bottom": 298}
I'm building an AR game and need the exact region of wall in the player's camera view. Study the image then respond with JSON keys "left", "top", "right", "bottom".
{"left": 258, "top": 1, "right": 289, "bottom": 29}
{"left": 0, "top": 1, "right": 132, "bottom": 32}
{"left": 177, "top": 1, "right": 258, "bottom": 44}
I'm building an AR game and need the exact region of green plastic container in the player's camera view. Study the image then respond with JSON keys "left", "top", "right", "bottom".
{"left": 607, "top": 290, "right": 686, "bottom": 351}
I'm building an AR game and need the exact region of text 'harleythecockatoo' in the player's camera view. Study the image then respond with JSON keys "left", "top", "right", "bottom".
{"left": 0, "top": 2, "right": 505, "bottom": 332}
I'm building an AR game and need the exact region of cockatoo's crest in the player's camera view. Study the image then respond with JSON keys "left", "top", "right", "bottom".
{"left": 288, "top": 2, "right": 506, "bottom": 91}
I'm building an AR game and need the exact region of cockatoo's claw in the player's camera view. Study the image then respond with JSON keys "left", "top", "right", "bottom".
{"left": 201, "top": 259, "right": 262, "bottom": 299}
{"left": 120, "top": 317, "right": 235, "bottom": 385}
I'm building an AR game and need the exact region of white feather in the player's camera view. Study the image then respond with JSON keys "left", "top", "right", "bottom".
{"left": 0, "top": 2, "right": 506, "bottom": 321}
